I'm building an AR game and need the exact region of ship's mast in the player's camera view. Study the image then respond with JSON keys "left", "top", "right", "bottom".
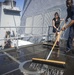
{"left": 11, "top": 0, "right": 13, "bottom": 8}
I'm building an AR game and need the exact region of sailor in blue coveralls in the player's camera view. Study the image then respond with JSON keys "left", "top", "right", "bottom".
{"left": 61, "top": 0, "right": 74, "bottom": 53}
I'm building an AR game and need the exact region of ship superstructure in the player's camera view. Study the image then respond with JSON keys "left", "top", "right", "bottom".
{"left": 0, "top": 0, "right": 20, "bottom": 46}
{"left": 20, "top": 0, "right": 68, "bottom": 44}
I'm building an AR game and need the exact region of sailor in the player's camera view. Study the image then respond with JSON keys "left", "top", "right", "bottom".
{"left": 61, "top": 0, "right": 74, "bottom": 53}
{"left": 52, "top": 12, "right": 64, "bottom": 45}
{"left": 4, "top": 31, "right": 11, "bottom": 48}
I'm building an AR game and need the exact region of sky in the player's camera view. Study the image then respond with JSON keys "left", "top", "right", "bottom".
{"left": 0, "top": 0, "right": 24, "bottom": 10}
{"left": 16, "top": 0, "right": 24, "bottom": 11}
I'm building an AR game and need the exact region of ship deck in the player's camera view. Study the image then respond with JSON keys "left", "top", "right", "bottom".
{"left": 0, "top": 42, "right": 74, "bottom": 75}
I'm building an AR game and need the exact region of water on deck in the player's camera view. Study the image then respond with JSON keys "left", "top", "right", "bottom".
{"left": 0, "top": 41, "right": 74, "bottom": 75}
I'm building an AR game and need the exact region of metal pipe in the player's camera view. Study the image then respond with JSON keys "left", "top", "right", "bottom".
{"left": 0, "top": 26, "right": 52, "bottom": 28}
{"left": 0, "top": 34, "right": 48, "bottom": 41}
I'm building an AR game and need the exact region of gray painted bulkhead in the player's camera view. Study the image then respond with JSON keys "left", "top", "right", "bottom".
{"left": 21, "top": 0, "right": 69, "bottom": 44}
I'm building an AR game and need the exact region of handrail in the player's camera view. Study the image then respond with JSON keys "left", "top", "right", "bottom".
{"left": 0, "top": 34, "right": 48, "bottom": 41}
{"left": 0, "top": 26, "right": 52, "bottom": 28}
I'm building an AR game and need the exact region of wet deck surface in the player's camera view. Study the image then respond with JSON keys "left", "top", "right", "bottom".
{"left": 0, "top": 42, "right": 74, "bottom": 75}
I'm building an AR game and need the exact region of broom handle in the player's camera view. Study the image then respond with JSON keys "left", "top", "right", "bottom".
{"left": 46, "top": 23, "right": 66, "bottom": 60}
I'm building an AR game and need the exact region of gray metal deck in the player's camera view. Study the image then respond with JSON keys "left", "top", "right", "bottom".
{"left": 0, "top": 42, "right": 74, "bottom": 75}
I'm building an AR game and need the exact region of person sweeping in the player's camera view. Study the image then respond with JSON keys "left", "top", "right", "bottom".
{"left": 52, "top": 12, "right": 64, "bottom": 45}
{"left": 61, "top": 0, "right": 74, "bottom": 53}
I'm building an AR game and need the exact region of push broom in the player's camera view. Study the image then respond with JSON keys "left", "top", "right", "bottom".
{"left": 32, "top": 23, "right": 66, "bottom": 68}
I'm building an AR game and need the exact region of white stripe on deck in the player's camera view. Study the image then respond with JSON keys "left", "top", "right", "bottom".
{"left": 2, "top": 68, "right": 19, "bottom": 75}
{"left": 3, "top": 52, "right": 21, "bottom": 64}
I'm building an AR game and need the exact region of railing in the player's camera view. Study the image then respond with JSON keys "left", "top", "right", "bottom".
{"left": 0, "top": 25, "right": 55, "bottom": 49}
